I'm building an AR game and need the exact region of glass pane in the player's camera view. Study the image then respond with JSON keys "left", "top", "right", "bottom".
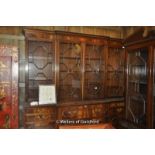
{"left": 59, "top": 42, "right": 82, "bottom": 101}
{"left": 126, "top": 48, "right": 148, "bottom": 127}
{"left": 106, "top": 47, "right": 124, "bottom": 97}
{"left": 84, "top": 44, "right": 105, "bottom": 100}
{"left": 28, "top": 41, "right": 54, "bottom": 103}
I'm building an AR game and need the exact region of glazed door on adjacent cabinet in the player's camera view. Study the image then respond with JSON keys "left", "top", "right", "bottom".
{"left": 0, "top": 46, "right": 18, "bottom": 128}
{"left": 126, "top": 47, "right": 148, "bottom": 128}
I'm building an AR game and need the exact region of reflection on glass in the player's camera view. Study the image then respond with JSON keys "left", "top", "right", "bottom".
{"left": 127, "top": 48, "right": 148, "bottom": 127}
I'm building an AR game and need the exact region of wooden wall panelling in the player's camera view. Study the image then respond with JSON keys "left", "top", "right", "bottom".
{"left": 0, "top": 27, "right": 23, "bottom": 35}
{"left": 123, "top": 27, "right": 142, "bottom": 39}
{"left": 67, "top": 27, "right": 82, "bottom": 33}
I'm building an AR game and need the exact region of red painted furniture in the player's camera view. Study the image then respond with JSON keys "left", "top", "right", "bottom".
{"left": 0, "top": 45, "right": 18, "bottom": 128}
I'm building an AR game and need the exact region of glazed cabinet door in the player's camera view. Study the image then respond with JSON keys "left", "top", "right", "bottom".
{"left": 106, "top": 41, "right": 124, "bottom": 98}
{"left": 126, "top": 47, "right": 149, "bottom": 128}
{"left": 58, "top": 35, "right": 83, "bottom": 102}
{"left": 24, "top": 29, "right": 56, "bottom": 105}
{"left": 84, "top": 39, "right": 105, "bottom": 100}
{"left": 0, "top": 46, "right": 18, "bottom": 128}
{"left": 26, "top": 40, "right": 55, "bottom": 104}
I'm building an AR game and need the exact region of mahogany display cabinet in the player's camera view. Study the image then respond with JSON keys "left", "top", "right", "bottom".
{"left": 24, "top": 28, "right": 125, "bottom": 129}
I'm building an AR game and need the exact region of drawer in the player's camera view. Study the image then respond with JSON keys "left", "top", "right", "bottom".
{"left": 25, "top": 113, "right": 56, "bottom": 122}
{"left": 24, "top": 106, "right": 57, "bottom": 128}
{"left": 90, "top": 104, "right": 104, "bottom": 118}
{"left": 25, "top": 120, "right": 56, "bottom": 129}
{"left": 108, "top": 102, "right": 125, "bottom": 120}
{"left": 59, "top": 105, "right": 89, "bottom": 120}
{"left": 25, "top": 107, "right": 56, "bottom": 114}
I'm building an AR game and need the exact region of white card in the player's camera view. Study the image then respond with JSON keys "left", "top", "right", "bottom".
{"left": 39, "top": 85, "right": 56, "bottom": 104}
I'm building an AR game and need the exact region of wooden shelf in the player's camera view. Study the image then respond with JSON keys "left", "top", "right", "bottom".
{"left": 60, "top": 56, "right": 80, "bottom": 59}
{"left": 85, "top": 57, "right": 102, "bottom": 60}
{"left": 29, "top": 79, "right": 52, "bottom": 81}
{"left": 129, "top": 81, "right": 147, "bottom": 84}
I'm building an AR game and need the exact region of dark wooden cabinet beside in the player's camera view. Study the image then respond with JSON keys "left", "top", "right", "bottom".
{"left": 124, "top": 28, "right": 155, "bottom": 128}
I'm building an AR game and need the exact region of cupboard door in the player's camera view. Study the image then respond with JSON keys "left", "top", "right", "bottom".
{"left": 84, "top": 43, "right": 105, "bottom": 100}
{"left": 0, "top": 46, "right": 18, "bottom": 128}
{"left": 59, "top": 42, "right": 82, "bottom": 101}
{"left": 26, "top": 40, "right": 55, "bottom": 104}
{"left": 126, "top": 48, "right": 148, "bottom": 127}
{"left": 106, "top": 47, "right": 124, "bottom": 97}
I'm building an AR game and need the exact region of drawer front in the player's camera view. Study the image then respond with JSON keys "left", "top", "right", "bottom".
{"left": 24, "top": 107, "right": 56, "bottom": 128}
{"left": 90, "top": 104, "right": 105, "bottom": 118}
{"left": 58, "top": 102, "right": 124, "bottom": 122}
{"left": 24, "top": 101, "right": 125, "bottom": 128}
{"left": 108, "top": 102, "right": 125, "bottom": 120}
{"left": 88, "top": 104, "right": 110, "bottom": 122}
{"left": 58, "top": 105, "right": 89, "bottom": 120}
